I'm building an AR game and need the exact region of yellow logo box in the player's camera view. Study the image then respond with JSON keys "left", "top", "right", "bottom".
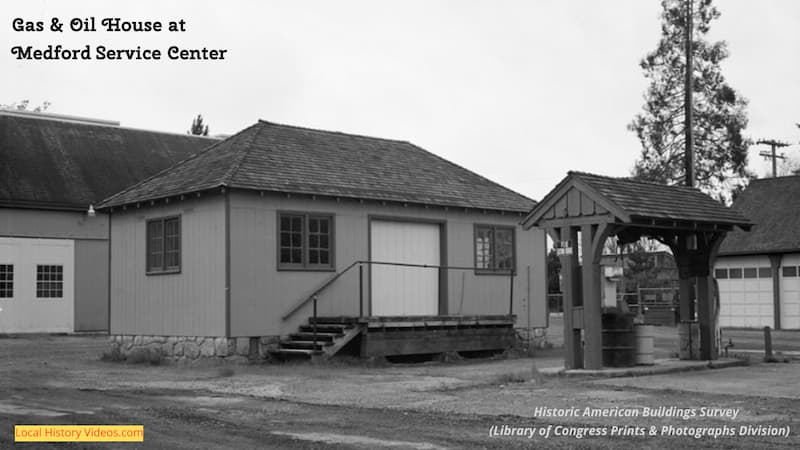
{"left": 15, "top": 425, "right": 144, "bottom": 442}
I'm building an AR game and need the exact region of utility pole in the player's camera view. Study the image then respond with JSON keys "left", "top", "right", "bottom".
{"left": 757, "top": 139, "right": 790, "bottom": 178}
{"left": 684, "top": 0, "right": 694, "bottom": 188}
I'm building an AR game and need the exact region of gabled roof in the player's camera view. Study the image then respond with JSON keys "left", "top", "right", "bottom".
{"left": 98, "top": 120, "right": 536, "bottom": 213}
{"left": 523, "top": 171, "right": 752, "bottom": 230}
{"left": 719, "top": 175, "right": 800, "bottom": 256}
{"left": 0, "top": 113, "right": 216, "bottom": 210}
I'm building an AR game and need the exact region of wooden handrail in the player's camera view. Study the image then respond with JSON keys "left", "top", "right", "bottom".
{"left": 281, "top": 260, "right": 361, "bottom": 321}
{"left": 281, "top": 260, "right": 516, "bottom": 321}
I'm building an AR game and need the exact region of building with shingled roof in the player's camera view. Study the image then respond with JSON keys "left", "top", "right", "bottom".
{"left": 715, "top": 175, "right": 800, "bottom": 329}
{"left": 0, "top": 110, "right": 216, "bottom": 332}
{"left": 97, "top": 120, "right": 547, "bottom": 360}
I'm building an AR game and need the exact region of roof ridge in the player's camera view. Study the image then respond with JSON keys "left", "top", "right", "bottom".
{"left": 750, "top": 174, "right": 800, "bottom": 183}
{"left": 404, "top": 141, "right": 537, "bottom": 205}
{"left": 0, "top": 113, "right": 220, "bottom": 141}
{"left": 221, "top": 122, "right": 264, "bottom": 185}
{"left": 257, "top": 119, "right": 411, "bottom": 145}
{"left": 569, "top": 171, "right": 703, "bottom": 192}
{"left": 97, "top": 122, "right": 260, "bottom": 207}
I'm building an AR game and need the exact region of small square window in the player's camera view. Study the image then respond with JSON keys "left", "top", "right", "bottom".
{"left": 758, "top": 267, "right": 772, "bottom": 278}
{"left": 714, "top": 268, "right": 728, "bottom": 279}
{"left": 743, "top": 268, "right": 758, "bottom": 279}
{"left": 783, "top": 266, "right": 798, "bottom": 277}
{"left": 0, "top": 264, "right": 13, "bottom": 298}
{"left": 278, "top": 212, "right": 334, "bottom": 270}
{"left": 36, "top": 265, "right": 63, "bottom": 298}
{"left": 475, "top": 225, "right": 516, "bottom": 274}
{"left": 729, "top": 268, "right": 743, "bottom": 279}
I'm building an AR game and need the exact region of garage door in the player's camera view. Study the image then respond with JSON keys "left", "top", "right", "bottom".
{"left": 0, "top": 237, "right": 74, "bottom": 333}
{"left": 715, "top": 256, "right": 773, "bottom": 328}
{"left": 780, "top": 254, "right": 800, "bottom": 329}
{"left": 370, "top": 221, "right": 440, "bottom": 316}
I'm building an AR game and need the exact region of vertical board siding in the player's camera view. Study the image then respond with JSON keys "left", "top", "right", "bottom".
{"left": 110, "top": 196, "right": 226, "bottom": 336}
{"left": 229, "top": 192, "right": 548, "bottom": 337}
{"left": 73, "top": 239, "right": 109, "bottom": 331}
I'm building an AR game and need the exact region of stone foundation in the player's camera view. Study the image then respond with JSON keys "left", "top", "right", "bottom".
{"left": 516, "top": 327, "right": 551, "bottom": 350}
{"left": 108, "top": 335, "right": 281, "bottom": 362}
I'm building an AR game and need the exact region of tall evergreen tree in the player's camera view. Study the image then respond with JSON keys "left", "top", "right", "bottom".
{"left": 189, "top": 114, "right": 209, "bottom": 136}
{"left": 629, "top": 0, "right": 751, "bottom": 202}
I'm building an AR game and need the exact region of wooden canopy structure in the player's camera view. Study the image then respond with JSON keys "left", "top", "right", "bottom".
{"left": 522, "top": 172, "right": 752, "bottom": 369}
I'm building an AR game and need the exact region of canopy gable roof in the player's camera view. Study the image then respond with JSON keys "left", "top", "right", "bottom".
{"left": 522, "top": 172, "right": 752, "bottom": 232}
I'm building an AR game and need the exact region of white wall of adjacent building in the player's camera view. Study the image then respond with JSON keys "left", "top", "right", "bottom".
{"left": 715, "top": 253, "right": 800, "bottom": 329}
{"left": 0, "top": 237, "right": 75, "bottom": 333}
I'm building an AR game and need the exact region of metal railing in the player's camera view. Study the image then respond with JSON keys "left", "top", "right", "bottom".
{"left": 282, "top": 260, "right": 516, "bottom": 351}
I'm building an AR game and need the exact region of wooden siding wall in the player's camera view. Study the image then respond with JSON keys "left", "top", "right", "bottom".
{"left": 74, "top": 239, "right": 109, "bottom": 330}
{"left": 0, "top": 208, "right": 108, "bottom": 240}
{"left": 109, "top": 196, "right": 226, "bottom": 336}
{"left": 541, "top": 187, "right": 608, "bottom": 220}
{"left": 229, "top": 191, "right": 547, "bottom": 337}
{"left": 0, "top": 207, "right": 109, "bottom": 331}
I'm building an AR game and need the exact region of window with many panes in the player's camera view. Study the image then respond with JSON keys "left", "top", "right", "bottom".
{"left": 147, "top": 216, "right": 181, "bottom": 274}
{"left": 36, "top": 265, "right": 63, "bottom": 298}
{"left": 474, "top": 225, "right": 515, "bottom": 273}
{"left": 278, "top": 212, "right": 333, "bottom": 270}
{"left": 0, "top": 264, "right": 13, "bottom": 298}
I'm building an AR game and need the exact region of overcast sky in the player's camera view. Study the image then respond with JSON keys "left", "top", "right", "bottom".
{"left": 3, "top": 0, "right": 799, "bottom": 201}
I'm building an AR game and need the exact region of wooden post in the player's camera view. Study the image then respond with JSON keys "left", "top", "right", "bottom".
{"left": 675, "top": 235, "right": 694, "bottom": 322}
{"left": 313, "top": 295, "right": 318, "bottom": 351}
{"left": 359, "top": 264, "right": 364, "bottom": 318}
{"left": 769, "top": 255, "right": 782, "bottom": 330}
{"left": 764, "top": 326, "right": 773, "bottom": 358}
{"left": 582, "top": 224, "right": 603, "bottom": 369}
{"left": 696, "top": 275, "right": 718, "bottom": 359}
{"left": 509, "top": 270, "right": 514, "bottom": 317}
{"left": 559, "top": 226, "right": 582, "bottom": 369}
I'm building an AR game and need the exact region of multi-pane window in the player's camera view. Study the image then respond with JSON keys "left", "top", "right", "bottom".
{"left": 475, "top": 225, "right": 515, "bottom": 273}
{"left": 147, "top": 216, "right": 181, "bottom": 273}
{"left": 36, "top": 265, "right": 63, "bottom": 298}
{"left": 278, "top": 213, "right": 333, "bottom": 270}
{"left": 0, "top": 264, "right": 13, "bottom": 298}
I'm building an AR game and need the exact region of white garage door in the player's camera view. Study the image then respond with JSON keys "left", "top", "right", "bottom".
{"left": 0, "top": 237, "right": 74, "bottom": 333}
{"left": 715, "top": 256, "right": 773, "bottom": 328}
{"left": 370, "top": 221, "right": 440, "bottom": 316}
{"left": 780, "top": 254, "right": 800, "bottom": 329}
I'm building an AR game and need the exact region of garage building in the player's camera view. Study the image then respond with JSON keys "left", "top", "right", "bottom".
{"left": 715, "top": 175, "right": 800, "bottom": 329}
{"left": 0, "top": 110, "right": 215, "bottom": 333}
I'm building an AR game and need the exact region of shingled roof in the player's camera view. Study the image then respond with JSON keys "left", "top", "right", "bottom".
{"left": 0, "top": 113, "right": 216, "bottom": 210}
{"left": 98, "top": 120, "right": 536, "bottom": 213}
{"left": 719, "top": 175, "right": 800, "bottom": 255}
{"left": 523, "top": 171, "right": 752, "bottom": 228}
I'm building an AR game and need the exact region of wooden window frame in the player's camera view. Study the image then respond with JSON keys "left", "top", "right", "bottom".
{"left": 146, "top": 216, "right": 182, "bottom": 275}
{"left": 36, "top": 264, "right": 63, "bottom": 298}
{"left": 0, "top": 264, "right": 13, "bottom": 298}
{"left": 473, "top": 224, "right": 516, "bottom": 275}
{"left": 277, "top": 211, "right": 335, "bottom": 272}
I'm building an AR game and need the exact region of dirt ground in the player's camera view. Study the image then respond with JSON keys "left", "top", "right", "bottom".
{"left": 1, "top": 332, "right": 799, "bottom": 449}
